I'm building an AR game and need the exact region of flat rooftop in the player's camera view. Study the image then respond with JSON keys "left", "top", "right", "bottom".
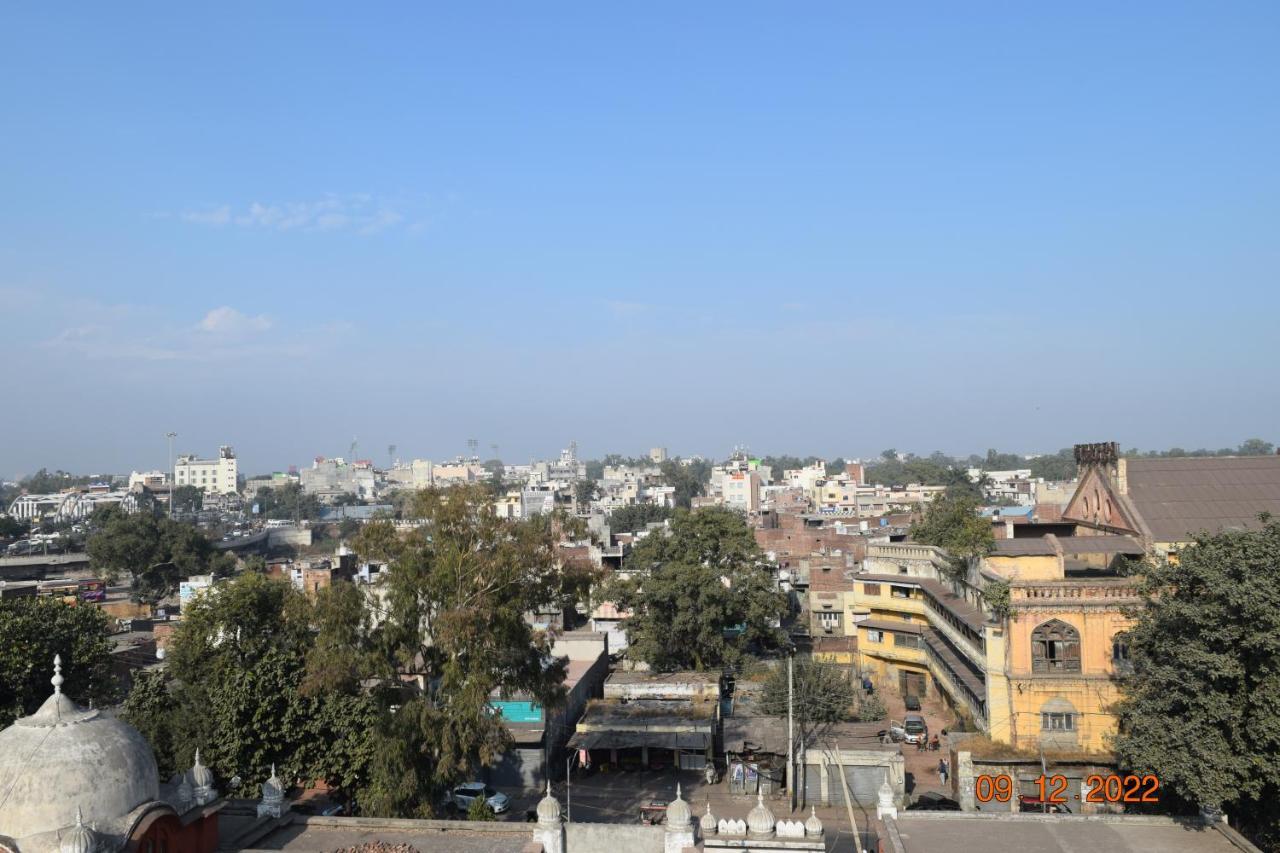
{"left": 890, "top": 813, "right": 1252, "bottom": 853}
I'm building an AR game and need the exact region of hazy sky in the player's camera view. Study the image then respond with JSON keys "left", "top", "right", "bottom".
{"left": 2, "top": 3, "right": 1277, "bottom": 478}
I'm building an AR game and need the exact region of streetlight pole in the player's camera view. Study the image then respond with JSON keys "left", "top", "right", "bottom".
{"left": 166, "top": 432, "right": 177, "bottom": 520}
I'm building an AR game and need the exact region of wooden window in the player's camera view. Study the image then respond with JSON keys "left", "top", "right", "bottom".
{"left": 1041, "top": 712, "right": 1075, "bottom": 731}
{"left": 862, "top": 583, "right": 881, "bottom": 596}
{"left": 1031, "top": 619, "right": 1081, "bottom": 673}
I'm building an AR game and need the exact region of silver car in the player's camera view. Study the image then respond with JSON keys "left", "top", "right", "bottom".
{"left": 450, "top": 782, "right": 510, "bottom": 815}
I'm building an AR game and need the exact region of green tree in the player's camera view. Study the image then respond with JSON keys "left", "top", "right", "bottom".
{"left": 660, "top": 459, "right": 711, "bottom": 509}
{"left": 255, "top": 482, "right": 322, "bottom": 521}
{"left": 1238, "top": 438, "right": 1275, "bottom": 457}
{"left": 467, "top": 795, "right": 497, "bottom": 821}
{"left": 760, "top": 657, "right": 855, "bottom": 743}
{"left": 86, "top": 505, "right": 229, "bottom": 602}
{"left": 318, "top": 485, "right": 594, "bottom": 814}
{"left": 129, "top": 573, "right": 380, "bottom": 805}
{"left": 1112, "top": 517, "right": 1280, "bottom": 850}
{"left": 610, "top": 507, "right": 787, "bottom": 670}
{"left": 909, "top": 491, "right": 994, "bottom": 579}
{"left": 982, "top": 578, "right": 1011, "bottom": 621}
{"left": 171, "top": 485, "right": 204, "bottom": 513}
{"left": 0, "top": 597, "right": 119, "bottom": 728}
{"left": 607, "top": 504, "right": 673, "bottom": 534}
{"left": 574, "top": 478, "right": 598, "bottom": 508}
{"left": 0, "top": 515, "right": 29, "bottom": 540}
{"left": 1029, "top": 449, "right": 1077, "bottom": 481}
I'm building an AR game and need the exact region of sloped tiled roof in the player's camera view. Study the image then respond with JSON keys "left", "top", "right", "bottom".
{"left": 1126, "top": 456, "right": 1280, "bottom": 542}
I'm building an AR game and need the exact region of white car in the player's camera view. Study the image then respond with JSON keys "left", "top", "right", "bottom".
{"left": 449, "top": 783, "right": 510, "bottom": 815}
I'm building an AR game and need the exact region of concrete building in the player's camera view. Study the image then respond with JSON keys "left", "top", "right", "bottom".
{"left": 298, "top": 457, "right": 375, "bottom": 501}
{"left": 385, "top": 458, "right": 435, "bottom": 489}
{"left": 723, "top": 469, "right": 761, "bottom": 513}
{"left": 128, "top": 470, "right": 168, "bottom": 489}
{"left": 488, "top": 632, "right": 610, "bottom": 788}
{"left": 650, "top": 447, "right": 669, "bottom": 463}
{"left": 174, "top": 445, "right": 238, "bottom": 495}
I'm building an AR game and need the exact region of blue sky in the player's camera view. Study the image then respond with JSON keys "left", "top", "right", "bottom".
{"left": 2, "top": 2, "right": 1277, "bottom": 477}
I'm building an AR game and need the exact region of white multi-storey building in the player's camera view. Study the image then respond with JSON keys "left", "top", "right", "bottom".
{"left": 174, "top": 446, "right": 239, "bottom": 494}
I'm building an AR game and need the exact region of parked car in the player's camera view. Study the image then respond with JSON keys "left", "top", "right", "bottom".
{"left": 902, "top": 713, "right": 928, "bottom": 744}
{"left": 1018, "top": 795, "right": 1071, "bottom": 814}
{"left": 448, "top": 783, "right": 510, "bottom": 815}
{"left": 904, "top": 695, "right": 922, "bottom": 711}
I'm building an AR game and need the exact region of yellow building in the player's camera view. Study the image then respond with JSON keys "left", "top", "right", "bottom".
{"left": 981, "top": 534, "right": 1144, "bottom": 752}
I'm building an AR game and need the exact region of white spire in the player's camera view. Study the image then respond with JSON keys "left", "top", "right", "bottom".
{"left": 52, "top": 654, "right": 64, "bottom": 695}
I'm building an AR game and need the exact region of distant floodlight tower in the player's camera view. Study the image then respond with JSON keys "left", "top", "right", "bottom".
{"left": 467, "top": 438, "right": 479, "bottom": 460}
{"left": 388, "top": 444, "right": 397, "bottom": 468}
{"left": 166, "top": 432, "right": 178, "bottom": 519}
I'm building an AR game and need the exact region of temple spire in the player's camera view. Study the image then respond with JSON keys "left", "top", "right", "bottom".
{"left": 52, "top": 654, "right": 64, "bottom": 695}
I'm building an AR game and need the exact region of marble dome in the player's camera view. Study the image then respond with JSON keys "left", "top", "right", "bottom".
{"left": 0, "top": 657, "right": 160, "bottom": 842}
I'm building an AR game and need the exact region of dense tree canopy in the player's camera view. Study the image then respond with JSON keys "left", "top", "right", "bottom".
{"left": 607, "top": 504, "right": 673, "bottom": 534}
{"left": 610, "top": 507, "right": 787, "bottom": 670}
{"left": 171, "top": 485, "right": 204, "bottom": 513}
{"left": 909, "top": 491, "right": 994, "bottom": 579}
{"left": 659, "top": 459, "right": 712, "bottom": 509}
{"left": 325, "top": 485, "right": 596, "bottom": 814}
{"left": 1113, "top": 518, "right": 1280, "bottom": 850}
{"left": 254, "top": 482, "right": 323, "bottom": 520}
{"left": 0, "top": 597, "right": 119, "bottom": 727}
{"left": 760, "top": 657, "right": 857, "bottom": 744}
{"left": 86, "top": 504, "right": 234, "bottom": 602}
{"left": 123, "top": 573, "right": 379, "bottom": 792}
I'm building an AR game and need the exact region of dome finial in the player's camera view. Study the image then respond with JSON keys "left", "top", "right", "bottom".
{"left": 52, "top": 654, "right": 64, "bottom": 695}
{"left": 74, "top": 805, "right": 83, "bottom": 827}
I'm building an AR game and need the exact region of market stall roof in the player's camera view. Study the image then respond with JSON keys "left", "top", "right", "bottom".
{"left": 568, "top": 730, "right": 711, "bottom": 751}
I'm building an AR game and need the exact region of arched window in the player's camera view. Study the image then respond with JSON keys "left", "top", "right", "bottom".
{"left": 1032, "top": 619, "right": 1081, "bottom": 673}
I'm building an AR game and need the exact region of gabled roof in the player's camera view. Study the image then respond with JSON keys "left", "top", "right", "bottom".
{"left": 1126, "top": 456, "right": 1280, "bottom": 543}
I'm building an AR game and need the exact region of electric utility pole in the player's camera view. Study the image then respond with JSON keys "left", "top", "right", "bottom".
{"left": 788, "top": 650, "right": 796, "bottom": 812}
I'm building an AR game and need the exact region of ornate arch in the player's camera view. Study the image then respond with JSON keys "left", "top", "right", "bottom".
{"left": 1031, "top": 618, "right": 1081, "bottom": 673}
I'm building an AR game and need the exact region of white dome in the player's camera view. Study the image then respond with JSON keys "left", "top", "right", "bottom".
{"left": 190, "top": 748, "right": 215, "bottom": 789}
{"left": 261, "top": 764, "right": 284, "bottom": 803}
{"left": 536, "top": 780, "right": 561, "bottom": 824}
{"left": 699, "top": 801, "right": 717, "bottom": 834}
{"left": 665, "top": 783, "right": 691, "bottom": 829}
{"left": 805, "top": 805, "right": 824, "bottom": 837}
{"left": 746, "top": 791, "right": 775, "bottom": 837}
{"left": 0, "top": 661, "right": 159, "bottom": 841}
{"left": 59, "top": 807, "right": 97, "bottom": 853}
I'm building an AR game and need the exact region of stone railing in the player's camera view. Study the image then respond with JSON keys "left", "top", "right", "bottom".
{"left": 866, "top": 543, "right": 948, "bottom": 563}
{"left": 1011, "top": 583, "right": 1141, "bottom": 601}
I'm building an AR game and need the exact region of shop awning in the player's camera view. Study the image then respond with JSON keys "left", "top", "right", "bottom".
{"left": 568, "top": 730, "right": 711, "bottom": 751}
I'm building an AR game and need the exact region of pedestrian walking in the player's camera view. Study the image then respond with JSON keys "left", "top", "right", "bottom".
{"left": 938, "top": 759, "right": 948, "bottom": 786}
{"left": 930, "top": 734, "right": 940, "bottom": 751}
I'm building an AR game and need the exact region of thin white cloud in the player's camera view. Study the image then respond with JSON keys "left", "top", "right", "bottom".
{"left": 180, "top": 205, "right": 232, "bottom": 226}
{"left": 608, "top": 300, "right": 650, "bottom": 317}
{"left": 197, "top": 306, "right": 272, "bottom": 335}
{"left": 177, "top": 194, "right": 412, "bottom": 234}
